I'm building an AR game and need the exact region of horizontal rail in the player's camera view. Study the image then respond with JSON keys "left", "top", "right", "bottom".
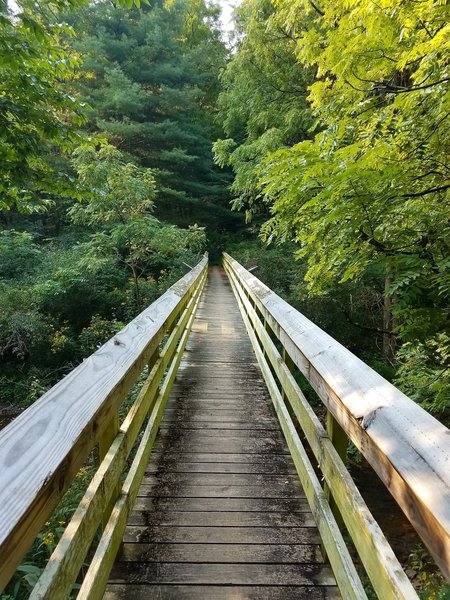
{"left": 224, "top": 252, "right": 450, "bottom": 594}
{"left": 0, "top": 256, "right": 208, "bottom": 592}
{"left": 226, "top": 265, "right": 367, "bottom": 598}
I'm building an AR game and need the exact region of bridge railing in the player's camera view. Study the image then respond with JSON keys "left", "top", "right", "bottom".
{"left": 0, "top": 256, "right": 208, "bottom": 598}
{"left": 224, "top": 252, "right": 450, "bottom": 599}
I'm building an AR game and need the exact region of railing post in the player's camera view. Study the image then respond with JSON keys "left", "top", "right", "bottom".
{"left": 324, "top": 411, "right": 347, "bottom": 533}
{"left": 99, "top": 412, "right": 120, "bottom": 528}
{"left": 263, "top": 319, "right": 271, "bottom": 359}
{"left": 147, "top": 346, "right": 159, "bottom": 378}
{"left": 282, "top": 348, "right": 296, "bottom": 421}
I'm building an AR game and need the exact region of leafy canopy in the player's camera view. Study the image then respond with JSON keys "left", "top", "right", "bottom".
{"left": 216, "top": 0, "right": 450, "bottom": 412}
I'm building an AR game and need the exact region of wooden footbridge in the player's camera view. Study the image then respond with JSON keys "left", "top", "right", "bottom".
{"left": 0, "top": 255, "right": 449, "bottom": 599}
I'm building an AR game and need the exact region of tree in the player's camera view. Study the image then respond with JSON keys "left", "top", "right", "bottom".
{"left": 68, "top": 0, "right": 240, "bottom": 233}
{"left": 0, "top": 0, "right": 143, "bottom": 212}
{"left": 0, "top": 0, "right": 84, "bottom": 212}
{"left": 213, "top": 0, "right": 314, "bottom": 223}
{"left": 217, "top": 0, "right": 450, "bottom": 411}
{"left": 70, "top": 144, "right": 206, "bottom": 311}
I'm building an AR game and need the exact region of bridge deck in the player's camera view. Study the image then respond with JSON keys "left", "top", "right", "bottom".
{"left": 105, "top": 267, "right": 339, "bottom": 599}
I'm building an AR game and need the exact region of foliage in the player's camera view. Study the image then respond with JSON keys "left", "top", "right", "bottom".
{"left": 217, "top": 0, "right": 450, "bottom": 414}
{"left": 0, "top": 220, "right": 205, "bottom": 407}
{"left": 0, "top": 230, "right": 42, "bottom": 278}
{"left": 395, "top": 336, "right": 450, "bottom": 416}
{"left": 213, "top": 0, "right": 314, "bottom": 222}
{"left": 67, "top": 0, "right": 240, "bottom": 234}
{"left": 0, "top": 0, "right": 165, "bottom": 214}
{"left": 408, "top": 544, "right": 450, "bottom": 599}
{"left": 69, "top": 143, "right": 206, "bottom": 311}
{"left": 70, "top": 143, "right": 157, "bottom": 225}
{"left": 2, "top": 464, "right": 94, "bottom": 599}
{"left": 0, "top": 0, "right": 84, "bottom": 212}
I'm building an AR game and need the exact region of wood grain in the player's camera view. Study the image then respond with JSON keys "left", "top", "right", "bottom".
{"left": 226, "top": 258, "right": 418, "bottom": 598}
{"left": 224, "top": 252, "right": 450, "bottom": 582}
{"left": 104, "top": 585, "right": 341, "bottom": 599}
{"left": 105, "top": 267, "right": 339, "bottom": 599}
{"left": 0, "top": 257, "right": 207, "bottom": 592}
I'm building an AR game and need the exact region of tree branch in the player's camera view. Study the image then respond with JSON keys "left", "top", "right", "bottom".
{"left": 400, "top": 184, "right": 450, "bottom": 199}
{"left": 342, "top": 309, "right": 394, "bottom": 336}
{"left": 309, "top": 1, "right": 324, "bottom": 16}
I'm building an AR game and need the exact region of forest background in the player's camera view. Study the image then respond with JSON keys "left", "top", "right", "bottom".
{"left": 0, "top": 0, "right": 449, "bottom": 596}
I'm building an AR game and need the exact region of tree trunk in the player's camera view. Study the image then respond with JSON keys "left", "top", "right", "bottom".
{"left": 383, "top": 273, "right": 396, "bottom": 361}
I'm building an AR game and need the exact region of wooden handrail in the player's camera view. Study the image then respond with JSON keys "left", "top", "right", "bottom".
{"left": 224, "top": 252, "right": 450, "bottom": 594}
{"left": 0, "top": 256, "right": 208, "bottom": 593}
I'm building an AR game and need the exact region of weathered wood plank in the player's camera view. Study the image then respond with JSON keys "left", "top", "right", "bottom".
{"left": 153, "top": 438, "right": 289, "bottom": 454}
{"left": 117, "top": 542, "right": 323, "bottom": 563}
{"left": 138, "top": 484, "right": 305, "bottom": 499}
{"left": 127, "top": 510, "right": 316, "bottom": 527}
{"left": 226, "top": 257, "right": 421, "bottom": 598}
{"left": 109, "top": 562, "right": 335, "bottom": 586}
{"left": 0, "top": 257, "right": 207, "bottom": 591}
{"left": 156, "top": 428, "right": 285, "bottom": 440}
{"left": 163, "top": 408, "right": 276, "bottom": 420}
{"left": 224, "top": 252, "right": 450, "bottom": 580}
{"left": 147, "top": 452, "right": 293, "bottom": 465}
{"left": 163, "top": 416, "right": 277, "bottom": 426}
{"left": 132, "top": 497, "right": 309, "bottom": 512}
{"left": 124, "top": 525, "right": 321, "bottom": 544}
{"left": 141, "top": 473, "right": 302, "bottom": 486}
{"left": 104, "top": 584, "right": 340, "bottom": 599}
{"left": 146, "top": 461, "right": 297, "bottom": 474}
{"left": 161, "top": 422, "right": 280, "bottom": 430}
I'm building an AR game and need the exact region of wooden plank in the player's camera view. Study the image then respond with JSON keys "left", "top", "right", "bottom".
{"left": 108, "top": 563, "right": 335, "bottom": 586}
{"left": 138, "top": 484, "right": 306, "bottom": 499}
{"left": 163, "top": 408, "right": 275, "bottom": 419}
{"left": 127, "top": 510, "right": 316, "bottom": 527}
{"left": 160, "top": 421, "right": 279, "bottom": 430}
{"left": 0, "top": 256, "right": 207, "bottom": 591}
{"left": 99, "top": 412, "right": 120, "bottom": 526}
{"left": 228, "top": 270, "right": 367, "bottom": 600}
{"left": 104, "top": 584, "right": 341, "bottom": 599}
{"left": 146, "top": 461, "right": 296, "bottom": 474}
{"left": 171, "top": 381, "right": 268, "bottom": 393}
{"left": 156, "top": 429, "right": 285, "bottom": 440}
{"left": 226, "top": 259, "right": 419, "bottom": 599}
{"left": 141, "top": 473, "right": 302, "bottom": 486}
{"left": 77, "top": 276, "right": 206, "bottom": 600}
{"left": 225, "top": 253, "right": 450, "bottom": 580}
{"left": 153, "top": 438, "right": 289, "bottom": 454}
{"left": 147, "top": 452, "right": 294, "bottom": 466}
{"left": 124, "top": 525, "right": 321, "bottom": 544}
{"left": 324, "top": 412, "right": 347, "bottom": 535}
{"left": 132, "top": 497, "right": 310, "bottom": 512}
{"left": 117, "top": 542, "right": 323, "bottom": 563}
{"left": 167, "top": 397, "right": 270, "bottom": 405}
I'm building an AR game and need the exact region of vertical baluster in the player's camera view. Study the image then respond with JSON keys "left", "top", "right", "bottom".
{"left": 282, "top": 347, "right": 296, "bottom": 420}
{"left": 324, "top": 411, "right": 347, "bottom": 532}
{"left": 98, "top": 412, "right": 120, "bottom": 528}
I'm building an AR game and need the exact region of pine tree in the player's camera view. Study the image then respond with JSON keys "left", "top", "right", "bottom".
{"left": 69, "top": 0, "right": 240, "bottom": 232}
